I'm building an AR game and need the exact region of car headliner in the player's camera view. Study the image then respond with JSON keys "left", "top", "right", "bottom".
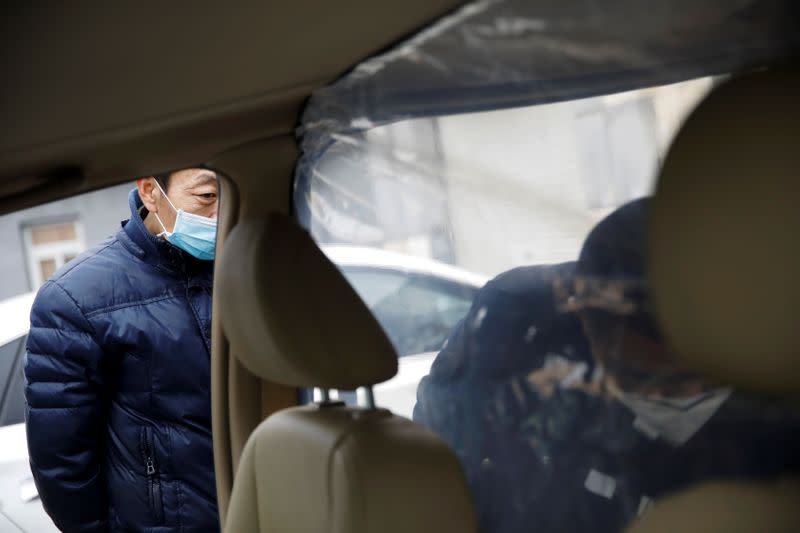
{"left": 0, "top": 1, "right": 463, "bottom": 211}
{"left": 3, "top": 1, "right": 798, "bottom": 217}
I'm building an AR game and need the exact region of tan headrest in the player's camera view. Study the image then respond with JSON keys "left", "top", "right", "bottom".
{"left": 649, "top": 68, "right": 800, "bottom": 394}
{"left": 625, "top": 479, "right": 800, "bottom": 533}
{"left": 217, "top": 214, "right": 397, "bottom": 389}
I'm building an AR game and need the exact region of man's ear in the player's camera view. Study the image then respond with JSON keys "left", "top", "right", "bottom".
{"left": 136, "top": 177, "right": 160, "bottom": 213}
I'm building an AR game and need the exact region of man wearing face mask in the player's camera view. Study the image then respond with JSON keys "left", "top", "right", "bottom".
{"left": 25, "top": 169, "right": 220, "bottom": 532}
{"left": 415, "top": 198, "right": 800, "bottom": 533}
{"left": 553, "top": 197, "right": 800, "bottom": 532}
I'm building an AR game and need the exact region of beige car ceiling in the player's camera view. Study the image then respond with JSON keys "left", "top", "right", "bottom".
{"left": 0, "top": 1, "right": 462, "bottom": 212}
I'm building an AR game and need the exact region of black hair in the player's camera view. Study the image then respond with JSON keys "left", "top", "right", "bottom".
{"left": 153, "top": 172, "right": 172, "bottom": 193}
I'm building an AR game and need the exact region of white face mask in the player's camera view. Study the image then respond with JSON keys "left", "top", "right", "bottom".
{"left": 618, "top": 387, "right": 732, "bottom": 446}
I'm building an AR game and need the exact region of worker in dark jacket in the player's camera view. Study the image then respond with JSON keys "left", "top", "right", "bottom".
{"left": 24, "top": 168, "right": 219, "bottom": 532}
{"left": 415, "top": 198, "right": 800, "bottom": 533}
{"left": 414, "top": 260, "right": 596, "bottom": 532}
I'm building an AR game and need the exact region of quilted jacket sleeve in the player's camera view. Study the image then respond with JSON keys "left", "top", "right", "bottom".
{"left": 412, "top": 317, "right": 467, "bottom": 430}
{"left": 24, "top": 281, "right": 109, "bottom": 532}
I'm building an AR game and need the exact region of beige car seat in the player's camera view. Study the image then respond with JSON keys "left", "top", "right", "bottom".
{"left": 219, "top": 214, "right": 477, "bottom": 532}
{"left": 628, "top": 68, "right": 800, "bottom": 532}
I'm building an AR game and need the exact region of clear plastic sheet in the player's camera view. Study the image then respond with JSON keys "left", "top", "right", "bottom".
{"left": 293, "top": 2, "right": 800, "bottom": 532}
{"left": 296, "top": 0, "right": 800, "bottom": 184}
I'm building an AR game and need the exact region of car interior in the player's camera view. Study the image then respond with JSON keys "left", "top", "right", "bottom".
{"left": 2, "top": 1, "right": 799, "bottom": 532}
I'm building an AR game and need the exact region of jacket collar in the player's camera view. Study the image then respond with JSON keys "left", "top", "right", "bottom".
{"left": 118, "top": 188, "right": 213, "bottom": 282}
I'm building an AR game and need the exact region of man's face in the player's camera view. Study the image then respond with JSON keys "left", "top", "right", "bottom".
{"left": 152, "top": 168, "right": 219, "bottom": 233}
{"left": 581, "top": 312, "right": 705, "bottom": 398}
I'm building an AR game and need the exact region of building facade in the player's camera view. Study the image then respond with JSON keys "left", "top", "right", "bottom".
{"left": 302, "top": 77, "right": 713, "bottom": 278}
{"left": 0, "top": 182, "right": 133, "bottom": 300}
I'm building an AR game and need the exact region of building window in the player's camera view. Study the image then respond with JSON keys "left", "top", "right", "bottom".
{"left": 23, "top": 220, "right": 86, "bottom": 288}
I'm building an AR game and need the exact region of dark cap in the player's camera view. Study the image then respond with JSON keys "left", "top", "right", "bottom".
{"left": 575, "top": 197, "right": 662, "bottom": 342}
{"left": 577, "top": 197, "right": 650, "bottom": 282}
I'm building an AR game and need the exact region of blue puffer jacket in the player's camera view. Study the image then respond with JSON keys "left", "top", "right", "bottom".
{"left": 25, "top": 189, "right": 218, "bottom": 532}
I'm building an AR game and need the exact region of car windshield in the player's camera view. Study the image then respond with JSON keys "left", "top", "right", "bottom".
{"left": 293, "top": 1, "right": 800, "bottom": 532}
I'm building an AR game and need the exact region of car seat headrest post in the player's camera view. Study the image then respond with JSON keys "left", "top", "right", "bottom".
{"left": 317, "top": 388, "right": 331, "bottom": 404}
{"left": 359, "top": 386, "right": 376, "bottom": 409}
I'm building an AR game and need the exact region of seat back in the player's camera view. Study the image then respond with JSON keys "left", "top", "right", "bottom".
{"left": 226, "top": 406, "right": 476, "bottom": 532}
{"left": 630, "top": 67, "right": 800, "bottom": 532}
{"left": 218, "top": 213, "right": 476, "bottom": 532}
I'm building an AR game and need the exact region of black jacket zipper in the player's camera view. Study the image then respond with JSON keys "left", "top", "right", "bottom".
{"left": 140, "top": 427, "right": 164, "bottom": 523}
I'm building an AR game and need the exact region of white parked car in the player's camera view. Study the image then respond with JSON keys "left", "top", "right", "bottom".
{"left": 324, "top": 245, "right": 486, "bottom": 357}
{"left": 322, "top": 246, "right": 487, "bottom": 417}
{"left": 0, "top": 248, "right": 484, "bottom": 530}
